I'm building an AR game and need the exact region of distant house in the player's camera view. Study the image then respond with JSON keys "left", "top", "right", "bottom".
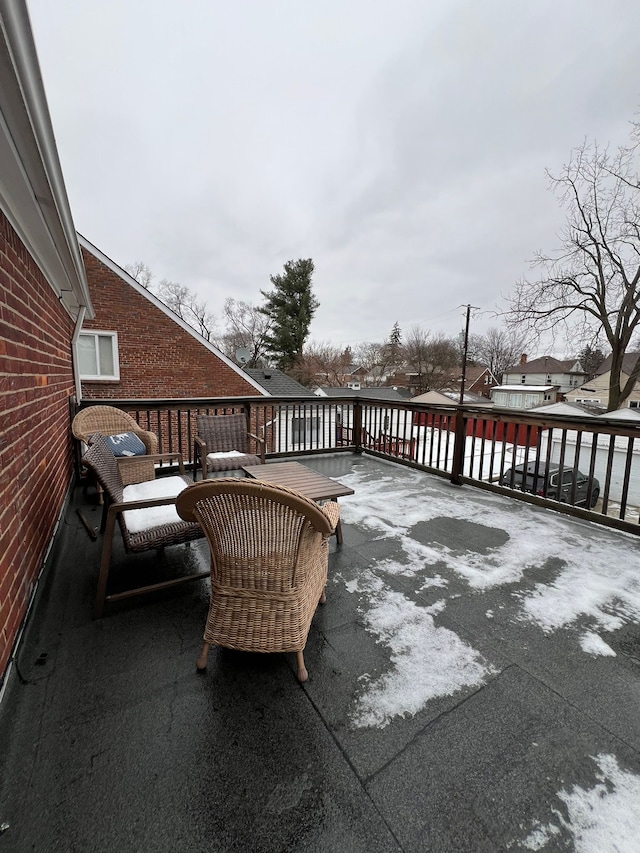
{"left": 78, "top": 236, "right": 267, "bottom": 401}
{"left": 490, "top": 385, "right": 558, "bottom": 410}
{"left": 565, "top": 352, "right": 640, "bottom": 411}
{"left": 313, "top": 362, "right": 368, "bottom": 388}
{"left": 442, "top": 365, "right": 499, "bottom": 400}
{"left": 501, "top": 355, "right": 587, "bottom": 395}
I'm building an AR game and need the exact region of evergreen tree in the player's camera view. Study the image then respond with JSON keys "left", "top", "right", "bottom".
{"left": 260, "top": 259, "right": 319, "bottom": 370}
{"left": 578, "top": 345, "right": 606, "bottom": 380}
{"left": 389, "top": 322, "right": 402, "bottom": 364}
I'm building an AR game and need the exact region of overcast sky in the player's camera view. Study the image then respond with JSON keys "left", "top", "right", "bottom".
{"left": 28, "top": 0, "right": 640, "bottom": 352}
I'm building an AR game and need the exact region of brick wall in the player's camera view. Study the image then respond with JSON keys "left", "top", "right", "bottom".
{"left": 0, "top": 211, "right": 76, "bottom": 676}
{"left": 80, "top": 249, "right": 263, "bottom": 400}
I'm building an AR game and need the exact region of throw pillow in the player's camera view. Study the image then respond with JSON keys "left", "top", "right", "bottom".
{"left": 105, "top": 431, "right": 147, "bottom": 457}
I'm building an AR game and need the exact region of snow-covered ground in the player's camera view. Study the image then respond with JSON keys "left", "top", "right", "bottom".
{"left": 333, "top": 461, "right": 640, "bottom": 852}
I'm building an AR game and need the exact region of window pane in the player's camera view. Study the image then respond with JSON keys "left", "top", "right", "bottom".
{"left": 97, "top": 335, "right": 115, "bottom": 375}
{"left": 291, "top": 417, "right": 303, "bottom": 443}
{"left": 78, "top": 335, "right": 97, "bottom": 375}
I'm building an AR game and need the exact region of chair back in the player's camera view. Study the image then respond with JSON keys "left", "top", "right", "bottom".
{"left": 72, "top": 406, "right": 139, "bottom": 443}
{"left": 73, "top": 405, "right": 158, "bottom": 485}
{"left": 82, "top": 435, "right": 125, "bottom": 505}
{"left": 177, "top": 479, "right": 333, "bottom": 592}
{"left": 196, "top": 413, "right": 249, "bottom": 454}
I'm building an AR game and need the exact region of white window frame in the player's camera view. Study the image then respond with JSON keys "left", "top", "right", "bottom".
{"left": 77, "top": 330, "right": 120, "bottom": 380}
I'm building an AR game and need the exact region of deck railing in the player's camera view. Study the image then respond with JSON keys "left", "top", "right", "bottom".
{"left": 72, "top": 395, "right": 640, "bottom": 536}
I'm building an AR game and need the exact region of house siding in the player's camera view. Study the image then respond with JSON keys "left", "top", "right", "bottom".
{"left": 0, "top": 211, "right": 76, "bottom": 675}
{"left": 80, "top": 248, "right": 262, "bottom": 400}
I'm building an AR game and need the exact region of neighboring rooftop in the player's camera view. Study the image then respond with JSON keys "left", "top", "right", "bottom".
{"left": 504, "top": 356, "right": 584, "bottom": 375}
{"left": 531, "top": 401, "right": 603, "bottom": 417}
{"left": 594, "top": 351, "right": 640, "bottom": 376}
{"left": 244, "top": 367, "right": 314, "bottom": 396}
{"left": 315, "top": 386, "right": 413, "bottom": 401}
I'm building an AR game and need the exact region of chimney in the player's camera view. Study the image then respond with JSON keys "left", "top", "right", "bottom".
{"left": 520, "top": 354, "right": 527, "bottom": 365}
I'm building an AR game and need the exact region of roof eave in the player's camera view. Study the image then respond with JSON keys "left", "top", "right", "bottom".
{"left": 0, "top": 2, "right": 92, "bottom": 319}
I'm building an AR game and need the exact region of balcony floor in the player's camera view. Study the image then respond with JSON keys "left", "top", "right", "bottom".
{"left": 2, "top": 454, "right": 640, "bottom": 852}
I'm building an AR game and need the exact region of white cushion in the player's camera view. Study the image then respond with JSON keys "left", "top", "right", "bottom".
{"left": 206, "top": 450, "right": 244, "bottom": 460}
{"left": 122, "top": 476, "right": 188, "bottom": 533}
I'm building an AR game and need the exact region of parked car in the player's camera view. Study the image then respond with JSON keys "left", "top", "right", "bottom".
{"left": 499, "top": 461, "right": 600, "bottom": 508}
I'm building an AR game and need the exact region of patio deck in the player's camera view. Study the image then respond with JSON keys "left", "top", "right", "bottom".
{"left": 1, "top": 454, "right": 640, "bottom": 852}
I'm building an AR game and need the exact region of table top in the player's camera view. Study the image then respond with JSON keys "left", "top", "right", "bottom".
{"left": 241, "top": 461, "right": 354, "bottom": 502}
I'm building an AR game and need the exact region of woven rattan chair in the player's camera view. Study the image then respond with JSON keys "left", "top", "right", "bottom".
{"left": 82, "top": 435, "right": 207, "bottom": 618}
{"left": 72, "top": 405, "right": 158, "bottom": 485}
{"left": 176, "top": 478, "right": 341, "bottom": 682}
{"left": 193, "top": 412, "right": 265, "bottom": 480}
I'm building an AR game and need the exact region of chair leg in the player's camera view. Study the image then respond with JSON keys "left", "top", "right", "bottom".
{"left": 295, "top": 651, "right": 308, "bottom": 683}
{"left": 94, "top": 511, "right": 116, "bottom": 619}
{"left": 196, "top": 642, "right": 211, "bottom": 673}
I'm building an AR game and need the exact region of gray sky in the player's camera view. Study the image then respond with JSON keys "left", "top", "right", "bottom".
{"left": 28, "top": 0, "right": 640, "bottom": 351}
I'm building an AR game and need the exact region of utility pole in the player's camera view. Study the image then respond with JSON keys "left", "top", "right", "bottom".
{"left": 459, "top": 304, "right": 479, "bottom": 404}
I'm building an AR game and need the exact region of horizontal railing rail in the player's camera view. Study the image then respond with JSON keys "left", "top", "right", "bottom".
{"left": 72, "top": 395, "right": 640, "bottom": 536}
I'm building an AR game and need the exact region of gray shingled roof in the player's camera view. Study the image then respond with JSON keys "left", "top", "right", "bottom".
{"left": 244, "top": 368, "right": 314, "bottom": 396}
{"left": 595, "top": 352, "right": 640, "bottom": 376}
{"left": 505, "top": 356, "right": 584, "bottom": 375}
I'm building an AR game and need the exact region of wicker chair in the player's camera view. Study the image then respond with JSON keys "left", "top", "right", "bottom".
{"left": 72, "top": 405, "right": 158, "bottom": 485}
{"left": 193, "top": 412, "right": 265, "bottom": 480}
{"left": 176, "top": 478, "right": 341, "bottom": 682}
{"left": 82, "top": 435, "right": 207, "bottom": 618}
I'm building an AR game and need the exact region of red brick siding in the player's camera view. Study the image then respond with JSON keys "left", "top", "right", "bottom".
{"left": 80, "top": 249, "right": 262, "bottom": 400}
{"left": 0, "top": 211, "right": 76, "bottom": 676}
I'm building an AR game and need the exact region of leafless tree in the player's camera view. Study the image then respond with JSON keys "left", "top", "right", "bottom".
{"left": 468, "top": 327, "right": 530, "bottom": 383}
{"left": 124, "top": 261, "right": 153, "bottom": 290}
{"left": 292, "top": 341, "right": 353, "bottom": 387}
{"left": 157, "top": 279, "right": 217, "bottom": 342}
{"left": 403, "top": 327, "right": 459, "bottom": 393}
{"left": 352, "top": 341, "right": 387, "bottom": 385}
{"left": 217, "top": 299, "right": 272, "bottom": 367}
{"left": 505, "top": 130, "right": 640, "bottom": 410}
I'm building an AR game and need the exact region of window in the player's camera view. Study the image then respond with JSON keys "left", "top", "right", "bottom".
{"left": 77, "top": 331, "right": 119, "bottom": 380}
{"left": 291, "top": 416, "right": 320, "bottom": 446}
{"left": 630, "top": 401, "right": 639, "bottom": 409}
{"left": 521, "top": 375, "right": 526, "bottom": 384}
{"left": 493, "top": 392, "right": 507, "bottom": 406}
